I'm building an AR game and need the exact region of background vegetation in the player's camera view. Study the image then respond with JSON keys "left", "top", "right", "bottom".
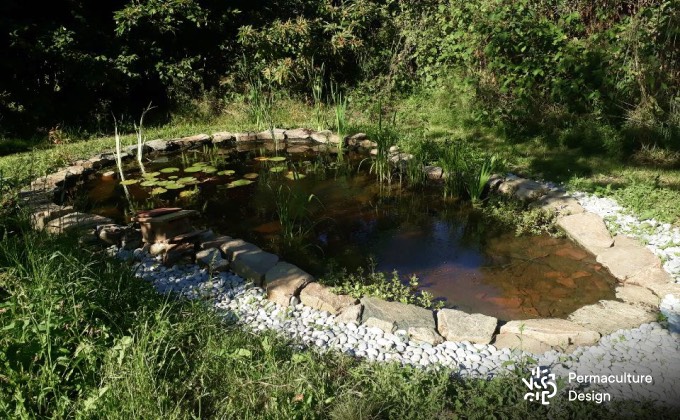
{"left": 1, "top": 0, "right": 677, "bottom": 155}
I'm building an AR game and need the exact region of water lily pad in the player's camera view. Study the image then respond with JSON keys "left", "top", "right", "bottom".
{"left": 218, "top": 170, "right": 235, "bottom": 176}
{"left": 160, "top": 167, "right": 179, "bottom": 173}
{"left": 164, "top": 183, "right": 185, "bottom": 190}
{"left": 243, "top": 173, "right": 259, "bottom": 179}
{"left": 184, "top": 166, "right": 203, "bottom": 173}
{"left": 201, "top": 166, "right": 217, "bottom": 174}
{"left": 150, "top": 187, "right": 167, "bottom": 195}
{"left": 179, "top": 190, "right": 199, "bottom": 199}
{"left": 227, "top": 179, "right": 254, "bottom": 188}
{"left": 178, "top": 177, "right": 197, "bottom": 183}
{"left": 254, "top": 157, "right": 269, "bottom": 162}
{"left": 140, "top": 180, "right": 159, "bottom": 187}
{"left": 285, "top": 172, "right": 306, "bottom": 181}
{"left": 269, "top": 166, "right": 286, "bottom": 173}
{"left": 120, "top": 179, "right": 139, "bottom": 185}
{"left": 168, "top": 175, "right": 178, "bottom": 180}
{"left": 268, "top": 156, "right": 287, "bottom": 162}
{"left": 142, "top": 171, "right": 160, "bottom": 178}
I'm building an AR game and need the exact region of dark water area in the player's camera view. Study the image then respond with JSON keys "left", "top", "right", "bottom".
{"left": 77, "top": 145, "right": 617, "bottom": 320}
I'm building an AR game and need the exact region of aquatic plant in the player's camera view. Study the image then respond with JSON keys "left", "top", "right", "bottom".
{"left": 134, "top": 103, "right": 154, "bottom": 172}
{"left": 363, "top": 100, "right": 396, "bottom": 187}
{"left": 272, "top": 184, "right": 322, "bottom": 246}
{"left": 320, "top": 261, "right": 444, "bottom": 310}
{"left": 467, "top": 154, "right": 497, "bottom": 204}
{"left": 330, "top": 80, "right": 348, "bottom": 157}
{"left": 308, "top": 60, "right": 325, "bottom": 131}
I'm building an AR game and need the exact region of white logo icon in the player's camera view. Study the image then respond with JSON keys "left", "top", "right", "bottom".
{"left": 522, "top": 366, "right": 557, "bottom": 405}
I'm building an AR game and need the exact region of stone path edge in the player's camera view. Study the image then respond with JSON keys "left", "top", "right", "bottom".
{"left": 16, "top": 128, "right": 680, "bottom": 356}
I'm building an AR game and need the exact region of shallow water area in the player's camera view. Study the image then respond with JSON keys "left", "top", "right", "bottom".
{"left": 78, "top": 144, "right": 617, "bottom": 320}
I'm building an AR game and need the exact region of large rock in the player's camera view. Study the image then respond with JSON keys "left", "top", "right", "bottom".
{"left": 408, "top": 327, "right": 444, "bottom": 345}
{"left": 231, "top": 247, "right": 279, "bottom": 285}
{"left": 284, "top": 128, "right": 313, "bottom": 143}
{"left": 500, "top": 318, "right": 600, "bottom": 347}
{"left": 45, "top": 212, "right": 114, "bottom": 234}
{"left": 310, "top": 130, "right": 332, "bottom": 144}
{"left": 628, "top": 267, "right": 673, "bottom": 288}
{"left": 568, "top": 300, "right": 656, "bottom": 335}
{"left": 265, "top": 262, "right": 313, "bottom": 307}
{"left": 173, "top": 134, "right": 211, "bottom": 148}
{"left": 299, "top": 283, "right": 357, "bottom": 315}
{"left": 30, "top": 203, "right": 74, "bottom": 230}
{"left": 363, "top": 317, "right": 396, "bottom": 333}
{"left": 256, "top": 129, "right": 286, "bottom": 141}
{"left": 146, "top": 139, "right": 177, "bottom": 152}
{"left": 493, "top": 333, "right": 553, "bottom": 355}
{"left": 336, "top": 304, "right": 363, "bottom": 324}
{"left": 211, "top": 131, "right": 235, "bottom": 145}
{"left": 234, "top": 132, "right": 258, "bottom": 142}
{"left": 423, "top": 166, "right": 443, "bottom": 181}
{"left": 597, "top": 235, "right": 663, "bottom": 281}
{"left": 360, "top": 297, "right": 438, "bottom": 341}
{"left": 532, "top": 191, "right": 585, "bottom": 217}
{"left": 557, "top": 212, "right": 614, "bottom": 255}
{"left": 436, "top": 309, "right": 498, "bottom": 344}
{"left": 200, "top": 235, "right": 232, "bottom": 250}
{"left": 196, "top": 248, "right": 229, "bottom": 271}
{"left": 498, "top": 177, "right": 548, "bottom": 201}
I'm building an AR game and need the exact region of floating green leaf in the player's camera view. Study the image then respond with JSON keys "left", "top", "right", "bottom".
{"left": 142, "top": 171, "right": 160, "bottom": 178}
{"left": 201, "top": 166, "right": 217, "bottom": 174}
{"left": 269, "top": 166, "right": 286, "bottom": 173}
{"left": 268, "top": 156, "right": 286, "bottom": 162}
{"left": 160, "top": 167, "right": 179, "bottom": 173}
{"left": 168, "top": 175, "right": 178, "bottom": 180}
{"left": 164, "top": 183, "right": 185, "bottom": 190}
{"left": 140, "top": 180, "right": 159, "bottom": 187}
{"left": 178, "top": 177, "right": 197, "bottom": 183}
{"left": 227, "top": 179, "right": 254, "bottom": 188}
{"left": 243, "top": 173, "right": 259, "bottom": 179}
{"left": 285, "top": 172, "right": 306, "bottom": 181}
{"left": 184, "top": 166, "right": 203, "bottom": 173}
{"left": 179, "top": 189, "right": 199, "bottom": 199}
{"left": 120, "top": 179, "right": 139, "bottom": 185}
{"left": 150, "top": 187, "right": 167, "bottom": 195}
{"left": 218, "top": 170, "right": 236, "bottom": 176}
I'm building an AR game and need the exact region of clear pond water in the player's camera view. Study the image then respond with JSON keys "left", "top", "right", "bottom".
{"left": 78, "top": 144, "right": 617, "bottom": 321}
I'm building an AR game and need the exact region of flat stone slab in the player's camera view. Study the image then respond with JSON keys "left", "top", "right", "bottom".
{"left": 234, "top": 132, "right": 258, "bottom": 142}
{"left": 360, "top": 297, "right": 437, "bottom": 339}
{"left": 568, "top": 300, "right": 657, "bottom": 335}
{"left": 436, "top": 309, "right": 498, "bottom": 344}
{"left": 616, "top": 284, "right": 660, "bottom": 307}
{"left": 219, "top": 239, "right": 258, "bottom": 261}
{"left": 363, "top": 317, "right": 396, "bottom": 332}
{"left": 597, "top": 235, "right": 663, "bottom": 281}
{"left": 45, "top": 212, "right": 114, "bottom": 234}
{"left": 557, "top": 212, "right": 614, "bottom": 255}
{"left": 628, "top": 267, "right": 673, "bottom": 288}
{"left": 500, "top": 318, "right": 600, "bottom": 347}
{"left": 532, "top": 191, "right": 585, "bottom": 217}
{"left": 493, "top": 333, "right": 553, "bottom": 355}
{"left": 231, "top": 247, "right": 279, "bottom": 285}
{"left": 264, "top": 262, "right": 313, "bottom": 306}
{"left": 299, "top": 283, "right": 357, "bottom": 315}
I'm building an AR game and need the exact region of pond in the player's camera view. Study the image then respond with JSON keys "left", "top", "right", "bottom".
{"left": 77, "top": 143, "right": 617, "bottom": 321}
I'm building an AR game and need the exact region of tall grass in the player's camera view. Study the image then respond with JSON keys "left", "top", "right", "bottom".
{"left": 134, "top": 103, "right": 155, "bottom": 171}
{"left": 273, "top": 184, "right": 321, "bottom": 246}
{"left": 308, "top": 61, "right": 326, "bottom": 131}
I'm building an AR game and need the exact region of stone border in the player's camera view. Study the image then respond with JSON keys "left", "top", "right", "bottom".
{"left": 17, "top": 128, "right": 680, "bottom": 355}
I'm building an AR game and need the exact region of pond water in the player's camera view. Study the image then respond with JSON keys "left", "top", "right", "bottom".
{"left": 78, "top": 144, "right": 617, "bottom": 321}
